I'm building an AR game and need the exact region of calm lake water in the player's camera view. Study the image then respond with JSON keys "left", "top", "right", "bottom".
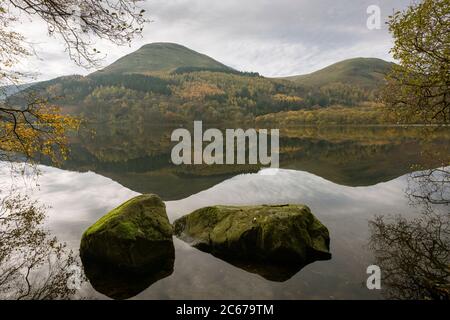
{"left": 1, "top": 125, "right": 449, "bottom": 299}
{"left": 64, "top": 125, "right": 450, "bottom": 199}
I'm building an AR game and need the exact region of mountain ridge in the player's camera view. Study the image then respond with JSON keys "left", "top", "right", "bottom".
{"left": 5, "top": 43, "right": 395, "bottom": 125}
{"left": 5, "top": 43, "right": 395, "bottom": 90}
{"left": 281, "top": 57, "right": 394, "bottom": 89}
{"left": 93, "top": 42, "right": 232, "bottom": 75}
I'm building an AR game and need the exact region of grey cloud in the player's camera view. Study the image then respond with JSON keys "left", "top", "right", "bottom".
{"left": 13, "top": 0, "right": 412, "bottom": 80}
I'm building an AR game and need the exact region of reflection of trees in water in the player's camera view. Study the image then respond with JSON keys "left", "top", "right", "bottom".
{"left": 369, "top": 212, "right": 449, "bottom": 299}
{"left": 406, "top": 168, "right": 450, "bottom": 208}
{"left": 369, "top": 167, "right": 450, "bottom": 300}
{"left": 0, "top": 194, "right": 83, "bottom": 299}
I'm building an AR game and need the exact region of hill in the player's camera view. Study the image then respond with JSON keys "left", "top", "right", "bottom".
{"left": 283, "top": 58, "right": 394, "bottom": 89}
{"left": 7, "top": 44, "right": 395, "bottom": 125}
{"left": 94, "top": 42, "right": 232, "bottom": 75}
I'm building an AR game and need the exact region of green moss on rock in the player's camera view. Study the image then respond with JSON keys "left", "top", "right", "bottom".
{"left": 80, "top": 194, "right": 174, "bottom": 274}
{"left": 174, "top": 204, "right": 331, "bottom": 280}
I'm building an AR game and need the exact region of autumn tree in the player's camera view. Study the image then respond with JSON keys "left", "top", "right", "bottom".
{"left": 0, "top": 0, "right": 148, "bottom": 300}
{"left": 383, "top": 0, "right": 449, "bottom": 124}
{"left": 0, "top": 0, "right": 148, "bottom": 164}
{"left": 369, "top": 0, "right": 450, "bottom": 300}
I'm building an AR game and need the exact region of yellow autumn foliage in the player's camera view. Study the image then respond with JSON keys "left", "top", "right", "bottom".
{"left": 0, "top": 98, "right": 80, "bottom": 165}
{"left": 174, "top": 82, "right": 225, "bottom": 99}
{"left": 272, "top": 93, "right": 303, "bottom": 103}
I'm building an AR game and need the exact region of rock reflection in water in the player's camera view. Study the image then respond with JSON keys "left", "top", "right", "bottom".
{"left": 82, "top": 252, "right": 174, "bottom": 300}
{"left": 79, "top": 194, "right": 176, "bottom": 300}
{"left": 205, "top": 254, "right": 328, "bottom": 282}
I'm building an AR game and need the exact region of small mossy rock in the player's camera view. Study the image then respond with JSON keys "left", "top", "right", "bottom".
{"left": 174, "top": 204, "right": 331, "bottom": 274}
{"left": 80, "top": 194, "right": 174, "bottom": 274}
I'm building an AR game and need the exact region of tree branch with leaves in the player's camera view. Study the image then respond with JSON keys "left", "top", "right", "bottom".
{"left": 0, "top": 0, "right": 148, "bottom": 164}
{"left": 383, "top": 0, "right": 450, "bottom": 124}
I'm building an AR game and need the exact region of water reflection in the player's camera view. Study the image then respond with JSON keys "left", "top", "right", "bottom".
{"left": 63, "top": 124, "right": 450, "bottom": 200}
{"left": 0, "top": 162, "right": 446, "bottom": 299}
{"left": 82, "top": 252, "right": 174, "bottom": 300}
{"left": 196, "top": 255, "right": 329, "bottom": 282}
{"left": 0, "top": 192, "right": 83, "bottom": 300}
{"left": 369, "top": 167, "right": 449, "bottom": 300}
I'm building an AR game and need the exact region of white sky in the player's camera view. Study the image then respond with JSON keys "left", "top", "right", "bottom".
{"left": 10, "top": 0, "right": 412, "bottom": 81}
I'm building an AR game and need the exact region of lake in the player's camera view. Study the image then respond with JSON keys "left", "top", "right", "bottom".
{"left": 0, "top": 125, "right": 448, "bottom": 299}
{"left": 64, "top": 124, "right": 450, "bottom": 199}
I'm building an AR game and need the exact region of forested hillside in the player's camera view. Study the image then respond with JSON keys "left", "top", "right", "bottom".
{"left": 9, "top": 43, "right": 394, "bottom": 125}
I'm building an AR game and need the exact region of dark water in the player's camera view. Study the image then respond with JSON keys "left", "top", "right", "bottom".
{"left": 2, "top": 125, "right": 448, "bottom": 299}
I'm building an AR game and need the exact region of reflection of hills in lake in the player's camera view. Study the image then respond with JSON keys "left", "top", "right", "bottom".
{"left": 63, "top": 124, "right": 450, "bottom": 200}
{"left": 0, "top": 161, "right": 445, "bottom": 299}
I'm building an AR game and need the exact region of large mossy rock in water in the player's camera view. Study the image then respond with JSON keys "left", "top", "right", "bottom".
{"left": 174, "top": 204, "right": 331, "bottom": 281}
{"left": 80, "top": 194, "right": 175, "bottom": 299}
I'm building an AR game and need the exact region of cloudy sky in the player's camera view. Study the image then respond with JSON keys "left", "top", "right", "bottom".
{"left": 13, "top": 0, "right": 412, "bottom": 81}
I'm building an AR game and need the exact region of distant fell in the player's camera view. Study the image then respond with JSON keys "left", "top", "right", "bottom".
{"left": 283, "top": 58, "right": 394, "bottom": 89}
{"left": 95, "top": 42, "right": 232, "bottom": 75}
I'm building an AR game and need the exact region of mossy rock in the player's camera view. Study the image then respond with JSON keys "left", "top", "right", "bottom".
{"left": 80, "top": 194, "right": 175, "bottom": 276}
{"left": 174, "top": 204, "right": 331, "bottom": 281}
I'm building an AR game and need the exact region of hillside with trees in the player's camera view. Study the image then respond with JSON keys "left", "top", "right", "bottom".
{"left": 8, "top": 43, "right": 396, "bottom": 126}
